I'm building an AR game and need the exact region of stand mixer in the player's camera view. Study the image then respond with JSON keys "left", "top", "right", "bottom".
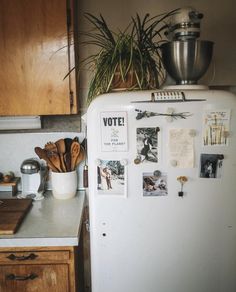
{"left": 161, "top": 7, "right": 214, "bottom": 86}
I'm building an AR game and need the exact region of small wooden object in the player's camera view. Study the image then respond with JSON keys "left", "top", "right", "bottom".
{"left": 0, "top": 177, "right": 20, "bottom": 196}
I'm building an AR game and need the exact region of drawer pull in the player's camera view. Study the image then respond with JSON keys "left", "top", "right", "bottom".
{"left": 6, "top": 273, "right": 38, "bottom": 281}
{"left": 6, "top": 253, "right": 38, "bottom": 261}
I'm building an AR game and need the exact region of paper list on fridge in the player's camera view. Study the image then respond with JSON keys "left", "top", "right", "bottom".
{"left": 169, "top": 129, "right": 194, "bottom": 168}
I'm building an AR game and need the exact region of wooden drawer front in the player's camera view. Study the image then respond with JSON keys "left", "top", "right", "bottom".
{"left": 0, "top": 250, "right": 70, "bottom": 264}
{"left": 0, "top": 264, "right": 69, "bottom": 292}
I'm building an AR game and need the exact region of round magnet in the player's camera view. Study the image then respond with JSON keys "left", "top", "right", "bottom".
{"left": 153, "top": 170, "right": 161, "bottom": 177}
{"left": 170, "top": 160, "right": 177, "bottom": 167}
{"left": 218, "top": 154, "right": 224, "bottom": 160}
{"left": 134, "top": 157, "right": 141, "bottom": 164}
{"left": 95, "top": 159, "right": 102, "bottom": 166}
{"left": 120, "top": 159, "right": 128, "bottom": 166}
{"left": 166, "top": 116, "right": 173, "bottom": 123}
{"left": 223, "top": 131, "right": 230, "bottom": 138}
{"left": 189, "top": 129, "right": 196, "bottom": 137}
{"left": 166, "top": 107, "right": 174, "bottom": 114}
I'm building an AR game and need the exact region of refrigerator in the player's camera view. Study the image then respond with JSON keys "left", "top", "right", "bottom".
{"left": 87, "top": 86, "right": 236, "bottom": 292}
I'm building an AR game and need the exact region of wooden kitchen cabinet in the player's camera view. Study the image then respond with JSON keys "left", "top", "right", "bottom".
{"left": 0, "top": 246, "right": 81, "bottom": 292}
{"left": 0, "top": 0, "right": 78, "bottom": 116}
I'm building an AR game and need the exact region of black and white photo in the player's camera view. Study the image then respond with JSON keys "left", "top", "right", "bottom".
{"left": 200, "top": 154, "right": 224, "bottom": 178}
{"left": 137, "top": 127, "right": 159, "bottom": 163}
{"left": 143, "top": 172, "right": 168, "bottom": 196}
{"left": 97, "top": 160, "right": 125, "bottom": 194}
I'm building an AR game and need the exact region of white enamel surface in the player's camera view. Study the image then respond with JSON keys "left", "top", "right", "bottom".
{"left": 0, "top": 191, "right": 85, "bottom": 247}
{"left": 87, "top": 89, "right": 236, "bottom": 292}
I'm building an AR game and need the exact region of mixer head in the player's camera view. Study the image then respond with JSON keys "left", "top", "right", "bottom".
{"left": 165, "top": 7, "right": 204, "bottom": 41}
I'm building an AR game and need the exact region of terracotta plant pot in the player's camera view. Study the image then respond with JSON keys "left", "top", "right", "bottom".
{"left": 112, "top": 70, "right": 138, "bottom": 91}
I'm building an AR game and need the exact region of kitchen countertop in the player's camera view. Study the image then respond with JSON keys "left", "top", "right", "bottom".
{"left": 0, "top": 191, "right": 85, "bottom": 248}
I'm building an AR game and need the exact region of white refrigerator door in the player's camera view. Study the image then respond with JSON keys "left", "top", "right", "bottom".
{"left": 87, "top": 89, "right": 236, "bottom": 292}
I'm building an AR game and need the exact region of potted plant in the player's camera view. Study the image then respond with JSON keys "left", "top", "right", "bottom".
{"left": 79, "top": 10, "right": 178, "bottom": 104}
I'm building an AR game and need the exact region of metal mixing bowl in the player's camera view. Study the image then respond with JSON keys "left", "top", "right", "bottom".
{"left": 161, "top": 40, "right": 214, "bottom": 85}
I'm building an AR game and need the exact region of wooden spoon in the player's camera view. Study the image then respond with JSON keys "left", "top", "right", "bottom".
{"left": 34, "top": 147, "right": 59, "bottom": 172}
{"left": 44, "top": 142, "right": 57, "bottom": 154}
{"left": 48, "top": 152, "right": 62, "bottom": 172}
{"left": 70, "top": 141, "right": 81, "bottom": 171}
{"left": 64, "top": 138, "right": 73, "bottom": 152}
{"left": 55, "top": 139, "right": 67, "bottom": 172}
{"left": 64, "top": 138, "right": 73, "bottom": 172}
{"left": 75, "top": 146, "right": 85, "bottom": 168}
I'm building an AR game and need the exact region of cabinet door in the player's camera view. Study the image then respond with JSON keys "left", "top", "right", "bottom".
{"left": 0, "top": 264, "right": 69, "bottom": 292}
{"left": 0, "top": 0, "right": 77, "bottom": 116}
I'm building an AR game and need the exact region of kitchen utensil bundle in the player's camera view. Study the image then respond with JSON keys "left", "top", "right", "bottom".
{"left": 34, "top": 137, "right": 85, "bottom": 173}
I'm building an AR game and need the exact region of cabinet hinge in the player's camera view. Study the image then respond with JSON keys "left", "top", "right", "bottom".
{"left": 70, "top": 90, "right": 74, "bottom": 108}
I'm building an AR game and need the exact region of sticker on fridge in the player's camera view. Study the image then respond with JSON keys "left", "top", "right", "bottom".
{"left": 203, "top": 110, "right": 230, "bottom": 146}
{"left": 100, "top": 111, "right": 128, "bottom": 152}
{"left": 97, "top": 160, "right": 125, "bottom": 195}
{"left": 143, "top": 172, "right": 168, "bottom": 196}
{"left": 136, "top": 127, "right": 159, "bottom": 163}
{"left": 199, "top": 154, "right": 224, "bottom": 178}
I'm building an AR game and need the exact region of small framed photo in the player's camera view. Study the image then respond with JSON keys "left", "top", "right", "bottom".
{"left": 97, "top": 160, "right": 125, "bottom": 195}
{"left": 143, "top": 172, "right": 168, "bottom": 196}
{"left": 200, "top": 154, "right": 224, "bottom": 178}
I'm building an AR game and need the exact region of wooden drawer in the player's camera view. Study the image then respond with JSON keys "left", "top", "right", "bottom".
{"left": 0, "top": 250, "right": 70, "bottom": 264}
{"left": 0, "top": 264, "right": 69, "bottom": 292}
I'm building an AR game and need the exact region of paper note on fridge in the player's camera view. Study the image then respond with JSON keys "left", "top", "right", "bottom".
{"left": 203, "top": 109, "right": 230, "bottom": 146}
{"left": 100, "top": 111, "right": 128, "bottom": 152}
{"left": 169, "top": 129, "right": 194, "bottom": 168}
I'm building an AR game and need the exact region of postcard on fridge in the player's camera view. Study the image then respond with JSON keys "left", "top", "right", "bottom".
{"left": 143, "top": 172, "right": 168, "bottom": 196}
{"left": 97, "top": 160, "right": 125, "bottom": 195}
{"left": 169, "top": 128, "right": 194, "bottom": 168}
{"left": 202, "top": 109, "right": 230, "bottom": 146}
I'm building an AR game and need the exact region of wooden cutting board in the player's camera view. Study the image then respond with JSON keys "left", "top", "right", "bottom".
{"left": 0, "top": 199, "right": 32, "bottom": 235}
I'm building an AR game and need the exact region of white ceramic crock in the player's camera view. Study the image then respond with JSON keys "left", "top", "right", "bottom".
{"left": 51, "top": 170, "right": 77, "bottom": 200}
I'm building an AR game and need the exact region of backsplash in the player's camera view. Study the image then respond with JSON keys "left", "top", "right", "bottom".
{"left": 0, "top": 132, "right": 85, "bottom": 191}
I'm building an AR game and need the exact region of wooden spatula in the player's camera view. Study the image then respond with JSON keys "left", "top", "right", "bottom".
{"left": 44, "top": 142, "right": 57, "bottom": 154}
{"left": 75, "top": 146, "right": 85, "bottom": 168}
{"left": 34, "top": 147, "right": 59, "bottom": 172}
{"left": 70, "top": 141, "right": 81, "bottom": 171}
{"left": 48, "top": 152, "right": 62, "bottom": 172}
{"left": 55, "top": 139, "right": 67, "bottom": 172}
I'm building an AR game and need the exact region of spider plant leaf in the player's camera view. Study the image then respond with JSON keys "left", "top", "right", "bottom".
{"left": 81, "top": 11, "right": 177, "bottom": 104}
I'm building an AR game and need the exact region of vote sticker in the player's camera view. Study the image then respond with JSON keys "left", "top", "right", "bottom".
{"left": 100, "top": 111, "right": 128, "bottom": 152}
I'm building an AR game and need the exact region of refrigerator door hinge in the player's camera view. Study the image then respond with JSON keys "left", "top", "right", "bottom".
{"left": 84, "top": 219, "right": 90, "bottom": 233}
